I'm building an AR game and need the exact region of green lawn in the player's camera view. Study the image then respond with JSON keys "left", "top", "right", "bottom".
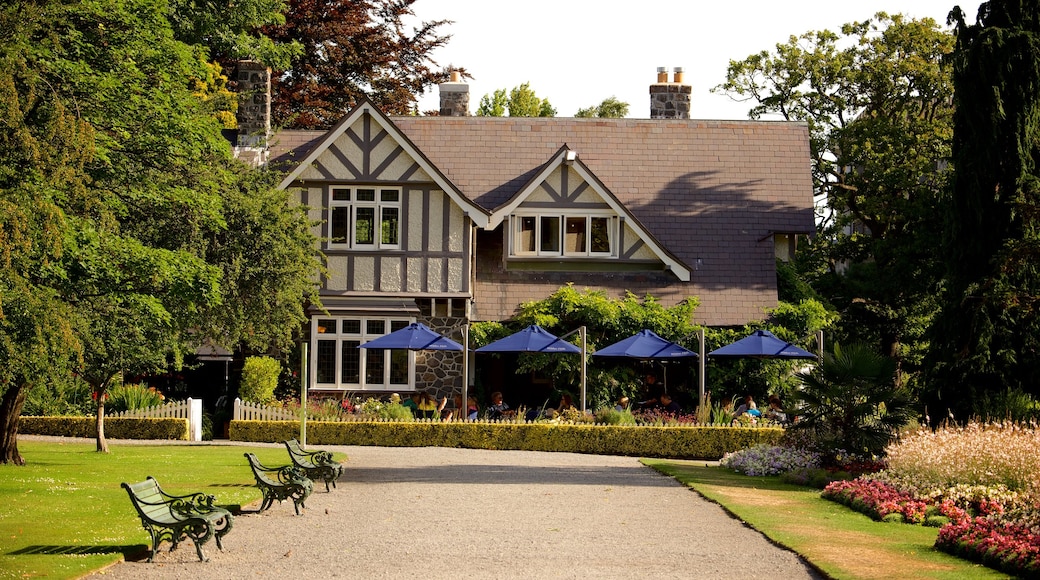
{"left": 643, "top": 459, "right": 1011, "bottom": 580}
{"left": 0, "top": 440, "right": 314, "bottom": 579}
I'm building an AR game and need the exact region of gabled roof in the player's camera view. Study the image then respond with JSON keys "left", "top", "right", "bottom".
{"left": 490, "top": 145, "right": 692, "bottom": 281}
{"left": 273, "top": 99, "right": 490, "bottom": 227}
{"left": 268, "top": 115, "right": 815, "bottom": 278}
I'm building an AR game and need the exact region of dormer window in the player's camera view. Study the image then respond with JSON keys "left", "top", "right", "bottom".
{"left": 329, "top": 187, "right": 401, "bottom": 250}
{"left": 511, "top": 212, "right": 616, "bottom": 257}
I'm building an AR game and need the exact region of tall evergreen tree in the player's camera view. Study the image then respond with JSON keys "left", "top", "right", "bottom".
{"left": 927, "top": 0, "right": 1040, "bottom": 416}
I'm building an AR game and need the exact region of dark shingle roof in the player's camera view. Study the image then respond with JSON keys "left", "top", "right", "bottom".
{"left": 268, "top": 116, "right": 815, "bottom": 273}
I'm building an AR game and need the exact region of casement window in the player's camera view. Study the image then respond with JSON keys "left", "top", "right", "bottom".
{"left": 511, "top": 213, "right": 616, "bottom": 257}
{"left": 312, "top": 317, "right": 411, "bottom": 390}
{"left": 329, "top": 187, "right": 401, "bottom": 249}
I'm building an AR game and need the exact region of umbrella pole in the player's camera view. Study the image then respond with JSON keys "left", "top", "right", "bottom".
{"left": 580, "top": 326, "right": 587, "bottom": 412}
{"left": 462, "top": 325, "right": 469, "bottom": 421}
{"left": 698, "top": 327, "right": 706, "bottom": 413}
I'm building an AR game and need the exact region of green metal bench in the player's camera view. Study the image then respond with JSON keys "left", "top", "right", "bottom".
{"left": 121, "top": 476, "right": 233, "bottom": 562}
{"left": 244, "top": 452, "right": 313, "bottom": 515}
{"left": 284, "top": 438, "right": 343, "bottom": 492}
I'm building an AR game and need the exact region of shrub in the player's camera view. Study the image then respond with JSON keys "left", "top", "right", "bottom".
{"left": 355, "top": 398, "right": 413, "bottom": 421}
{"left": 787, "top": 342, "right": 917, "bottom": 457}
{"left": 595, "top": 408, "right": 637, "bottom": 425}
{"left": 22, "top": 375, "right": 94, "bottom": 416}
{"left": 780, "top": 467, "right": 849, "bottom": 489}
{"left": 720, "top": 444, "right": 821, "bottom": 476}
{"left": 240, "top": 356, "right": 281, "bottom": 404}
{"left": 106, "top": 383, "right": 164, "bottom": 413}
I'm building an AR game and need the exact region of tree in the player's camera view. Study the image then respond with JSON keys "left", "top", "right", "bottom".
{"left": 927, "top": 0, "right": 1040, "bottom": 417}
{"left": 263, "top": 0, "right": 457, "bottom": 128}
{"left": 715, "top": 13, "right": 954, "bottom": 384}
{"left": 167, "top": 0, "right": 301, "bottom": 69}
{"left": 0, "top": 0, "right": 322, "bottom": 458}
{"left": 0, "top": 2, "right": 93, "bottom": 464}
{"left": 575, "top": 96, "right": 629, "bottom": 118}
{"left": 476, "top": 83, "right": 556, "bottom": 117}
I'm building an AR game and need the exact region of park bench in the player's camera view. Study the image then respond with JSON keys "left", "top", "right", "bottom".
{"left": 121, "top": 476, "right": 233, "bottom": 562}
{"left": 244, "top": 452, "right": 313, "bottom": 515}
{"left": 284, "top": 438, "right": 343, "bottom": 492}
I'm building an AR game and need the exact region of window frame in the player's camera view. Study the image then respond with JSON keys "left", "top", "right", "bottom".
{"left": 510, "top": 211, "right": 617, "bottom": 258}
{"left": 328, "top": 186, "right": 402, "bottom": 250}
{"left": 311, "top": 316, "right": 413, "bottom": 390}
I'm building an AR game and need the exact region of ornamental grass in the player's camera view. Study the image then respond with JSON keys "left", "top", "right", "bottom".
{"left": 884, "top": 422, "right": 1040, "bottom": 495}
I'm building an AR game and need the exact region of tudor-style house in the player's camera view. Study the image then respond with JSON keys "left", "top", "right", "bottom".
{"left": 232, "top": 64, "right": 815, "bottom": 408}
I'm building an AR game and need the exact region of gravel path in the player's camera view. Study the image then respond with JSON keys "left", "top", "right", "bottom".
{"left": 86, "top": 444, "right": 823, "bottom": 579}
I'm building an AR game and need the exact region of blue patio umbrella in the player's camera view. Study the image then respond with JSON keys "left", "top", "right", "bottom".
{"left": 592, "top": 329, "right": 697, "bottom": 360}
{"left": 593, "top": 329, "right": 697, "bottom": 394}
{"left": 474, "top": 324, "right": 581, "bottom": 354}
{"left": 708, "top": 329, "right": 817, "bottom": 360}
{"left": 357, "top": 322, "right": 464, "bottom": 351}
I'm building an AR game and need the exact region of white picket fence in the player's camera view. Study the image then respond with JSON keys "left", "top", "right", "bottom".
{"left": 109, "top": 398, "right": 203, "bottom": 441}
{"left": 233, "top": 398, "right": 301, "bottom": 421}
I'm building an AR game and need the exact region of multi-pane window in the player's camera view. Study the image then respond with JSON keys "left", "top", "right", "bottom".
{"left": 329, "top": 187, "right": 401, "bottom": 249}
{"left": 511, "top": 213, "right": 615, "bottom": 257}
{"left": 313, "top": 317, "right": 411, "bottom": 390}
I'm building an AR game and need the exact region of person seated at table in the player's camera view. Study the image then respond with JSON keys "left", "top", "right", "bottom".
{"left": 657, "top": 392, "right": 681, "bottom": 415}
{"left": 556, "top": 393, "right": 576, "bottom": 413}
{"left": 764, "top": 394, "right": 787, "bottom": 424}
{"left": 615, "top": 396, "right": 631, "bottom": 412}
{"left": 488, "top": 391, "right": 512, "bottom": 420}
{"left": 416, "top": 390, "right": 440, "bottom": 420}
{"left": 401, "top": 392, "right": 419, "bottom": 416}
{"left": 733, "top": 394, "right": 757, "bottom": 417}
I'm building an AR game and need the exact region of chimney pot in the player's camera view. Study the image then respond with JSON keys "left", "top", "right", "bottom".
{"left": 673, "top": 67, "right": 684, "bottom": 84}
{"left": 656, "top": 67, "right": 669, "bottom": 83}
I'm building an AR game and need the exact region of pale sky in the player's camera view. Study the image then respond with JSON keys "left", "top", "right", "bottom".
{"left": 410, "top": 0, "right": 969, "bottom": 119}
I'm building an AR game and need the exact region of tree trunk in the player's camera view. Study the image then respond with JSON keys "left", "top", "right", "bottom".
{"left": 95, "top": 399, "right": 109, "bottom": 453}
{"left": 0, "top": 385, "right": 28, "bottom": 465}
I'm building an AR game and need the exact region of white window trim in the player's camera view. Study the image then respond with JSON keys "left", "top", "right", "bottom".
{"left": 328, "top": 186, "right": 402, "bottom": 250}
{"left": 510, "top": 212, "right": 617, "bottom": 258}
{"left": 311, "top": 316, "right": 414, "bottom": 390}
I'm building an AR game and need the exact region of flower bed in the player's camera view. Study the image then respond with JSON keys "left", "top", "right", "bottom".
{"left": 720, "top": 444, "right": 821, "bottom": 476}
{"left": 936, "top": 517, "right": 1040, "bottom": 578}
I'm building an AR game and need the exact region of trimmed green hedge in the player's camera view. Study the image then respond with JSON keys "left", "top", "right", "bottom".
{"left": 229, "top": 420, "right": 784, "bottom": 460}
{"left": 19, "top": 416, "right": 190, "bottom": 440}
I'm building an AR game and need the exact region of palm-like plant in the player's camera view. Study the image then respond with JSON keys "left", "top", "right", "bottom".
{"left": 788, "top": 343, "right": 917, "bottom": 457}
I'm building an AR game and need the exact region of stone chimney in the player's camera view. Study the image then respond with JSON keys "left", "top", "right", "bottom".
{"left": 650, "top": 67, "right": 691, "bottom": 119}
{"left": 438, "top": 69, "right": 470, "bottom": 116}
{"left": 235, "top": 60, "right": 271, "bottom": 148}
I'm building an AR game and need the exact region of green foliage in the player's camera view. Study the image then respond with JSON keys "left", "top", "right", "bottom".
{"left": 715, "top": 13, "right": 954, "bottom": 379}
{"left": 476, "top": 285, "right": 700, "bottom": 410}
{"left": 355, "top": 398, "right": 414, "bottom": 421}
{"left": 477, "top": 82, "right": 556, "bottom": 117}
{"left": 927, "top": 1, "right": 1040, "bottom": 415}
{"left": 18, "top": 416, "right": 189, "bottom": 440}
{"left": 106, "top": 383, "right": 165, "bottom": 414}
{"left": 788, "top": 343, "right": 917, "bottom": 456}
{"left": 594, "top": 408, "right": 637, "bottom": 425}
{"left": 20, "top": 375, "right": 93, "bottom": 417}
{"left": 970, "top": 388, "right": 1040, "bottom": 422}
{"left": 575, "top": 96, "right": 629, "bottom": 118}
{"left": 240, "top": 356, "right": 281, "bottom": 404}
{"left": 167, "top": 0, "right": 301, "bottom": 68}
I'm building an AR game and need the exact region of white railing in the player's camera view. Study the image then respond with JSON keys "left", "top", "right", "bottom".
{"left": 110, "top": 398, "right": 203, "bottom": 441}
{"left": 233, "top": 398, "right": 300, "bottom": 421}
